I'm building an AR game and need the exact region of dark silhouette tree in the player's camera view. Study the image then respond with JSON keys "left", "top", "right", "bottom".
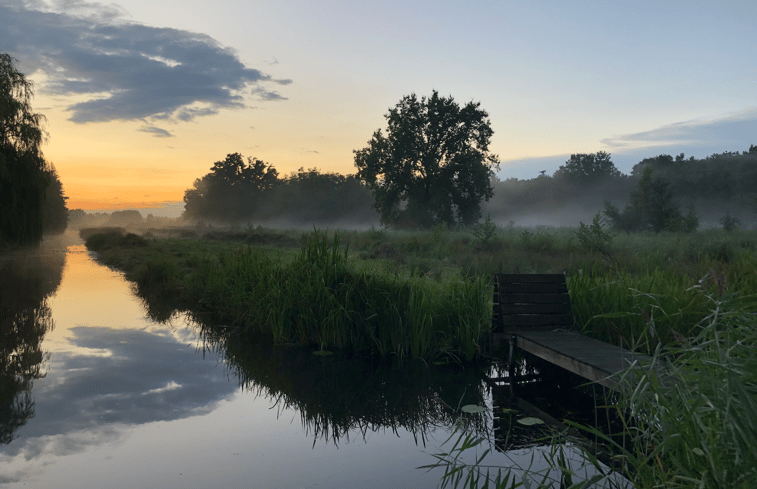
{"left": 183, "top": 153, "right": 280, "bottom": 220}
{"left": 42, "top": 166, "right": 68, "bottom": 234}
{"left": 604, "top": 166, "right": 691, "bottom": 232}
{"left": 0, "top": 53, "right": 50, "bottom": 246}
{"left": 553, "top": 151, "right": 621, "bottom": 185}
{"left": 354, "top": 91, "right": 499, "bottom": 229}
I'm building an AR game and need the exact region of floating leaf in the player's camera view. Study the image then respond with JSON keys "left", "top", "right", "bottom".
{"left": 313, "top": 350, "right": 332, "bottom": 356}
{"left": 500, "top": 408, "right": 517, "bottom": 414}
{"left": 516, "top": 417, "right": 544, "bottom": 426}
{"left": 692, "top": 448, "right": 705, "bottom": 457}
{"left": 461, "top": 404, "right": 486, "bottom": 414}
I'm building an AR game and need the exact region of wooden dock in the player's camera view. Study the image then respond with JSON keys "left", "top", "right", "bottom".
{"left": 492, "top": 274, "right": 657, "bottom": 390}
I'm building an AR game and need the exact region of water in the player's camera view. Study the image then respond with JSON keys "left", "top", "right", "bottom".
{"left": 0, "top": 234, "right": 626, "bottom": 488}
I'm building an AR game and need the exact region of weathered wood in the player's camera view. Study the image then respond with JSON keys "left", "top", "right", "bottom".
{"left": 492, "top": 273, "right": 658, "bottom": 391}
{"left": 496, "top": 274, "right": 567, "bottom": 283}
{"left": 497, "top": 283, "right": 568, "bottom": 294}
{"left": 501, "top": 313, "right": 575, "bottom": 327}
{"left": 500, "top": 292, "right": 571, "bottom": 304}
{"left": 512, "top": 330, "right": 653, "bottom": 390}
{"left": 499, "top": 302, "right": 573, "bottom": 314}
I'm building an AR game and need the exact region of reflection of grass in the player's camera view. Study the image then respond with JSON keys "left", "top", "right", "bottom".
{"left": 192, "top": 315, "right": 488, "bottom": 446}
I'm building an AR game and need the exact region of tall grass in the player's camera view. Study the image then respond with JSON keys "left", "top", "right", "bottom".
{"left": 184, "top": 230, "right": 491, "bottom": 360}
{"left": 429, "top": 287, "right": 757, "bottom": 488}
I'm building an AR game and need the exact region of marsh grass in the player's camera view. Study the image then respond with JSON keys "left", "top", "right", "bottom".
{"left": 429, "top": 287, "right": 757, "bottom": 488}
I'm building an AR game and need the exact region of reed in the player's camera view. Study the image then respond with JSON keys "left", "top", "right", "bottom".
{"left": 179, "top": 229, "right": 491, "bottom": 360}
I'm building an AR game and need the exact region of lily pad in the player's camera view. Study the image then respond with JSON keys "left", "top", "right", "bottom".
{"left": 461, "top": 404, "right": 486, "bottom": 414}
{"left": 516, "top": 417, "right": 544, "bottom": 426}
{"left": 500, "top": 408, "right": 518, "bottom": 414}
{"left": 313, "top": 350, "right": 333, "bottom": 356}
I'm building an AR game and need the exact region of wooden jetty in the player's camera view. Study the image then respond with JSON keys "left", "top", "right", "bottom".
{"left": 491, "top": 274, "right": 656, "bottom": 390}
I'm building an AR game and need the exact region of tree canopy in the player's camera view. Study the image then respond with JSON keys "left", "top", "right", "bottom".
{"left": 0, "top": 53, "right": 53, "bottom": 246}
{"left": 354, "top": 91, "right": 499, "bottom": 229}
{"left": 553, "top": 151, "right": 622, "bottom": 185}
{"left": 182, "top": 154, "right": 376, "bottom": 224}
{"left": 183, "top": 153, "right": 280, "bottom": 220}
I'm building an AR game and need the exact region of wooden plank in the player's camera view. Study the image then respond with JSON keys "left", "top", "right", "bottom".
{"left": 512, "top": 330, "right": 653, "bottom": 390}
{"left": 499, "top": 302, "right": 573, "bottom": 314}
{"left": 497, "top": 283, "right": 568, "bottom": 294}
{"left": 500, "top": 292, "right": 570, "bottom": 304}
{"left": 496, "top": 274, "right": 566, "bottom": 283}
{"left": 502, "top": 313, "right": 575, "bottom": 327}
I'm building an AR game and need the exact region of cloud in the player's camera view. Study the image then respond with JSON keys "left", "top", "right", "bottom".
{"left": 0, "top": 0, "right": 292, "bottom": 123}
{"left": 251, "top": 86, "right": 288, "bottom": 101}
{"left": 0, "top": 326, "right": 237, "bottom": 462}
{"left": 138, "top": 125, "right": 173, "bottom": 138}
{"left": 601, "top": 108, "right": 757, "bottom": 150}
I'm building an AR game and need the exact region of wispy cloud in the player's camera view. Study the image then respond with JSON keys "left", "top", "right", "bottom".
{"left": 138, "top": 125, "right": 173, "bottom": 138}
{"left": 0, "top": 0, "right": 292, "bottom": 124}
{"left": 601, "top": 108, "right": 757, "bottom": 149}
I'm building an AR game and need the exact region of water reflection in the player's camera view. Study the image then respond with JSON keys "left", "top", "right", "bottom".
{"left": 0, "top": 238, "right": 66, "bottom": 445}
{"left": 192, "top": 314, "right": 490, "bottom": 447}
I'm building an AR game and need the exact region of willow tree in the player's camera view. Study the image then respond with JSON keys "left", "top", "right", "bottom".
{"left": 354, "top": 91, "right": 499, "bottom": 229}
{"left": 0, "top": 54, "right": 49, "bottom": 246}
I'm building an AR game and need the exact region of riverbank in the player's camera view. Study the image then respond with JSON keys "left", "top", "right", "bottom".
{"left": 82, "top": 224, "right": 757, "bottom": 355}
{"left": 80, "top": 224, "right": 757, "bottom": 487}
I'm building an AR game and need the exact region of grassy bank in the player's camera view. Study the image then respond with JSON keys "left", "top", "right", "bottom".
{"left": 84, "top": 224, "right": 757, "bottom": 355}
{"left": 85, "top": 228, "right": 490, "bottom": 361}
{"left": 83, "top": 224, "right": 757, "bottom": 486}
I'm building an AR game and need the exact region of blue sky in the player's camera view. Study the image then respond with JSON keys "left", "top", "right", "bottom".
{"left": 1, "top": 0, "right": 756, "bottom": 212}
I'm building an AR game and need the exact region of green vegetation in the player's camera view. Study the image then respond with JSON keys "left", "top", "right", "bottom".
{"left": 182, "top": 153, "right": 374, "bottom": 224}
{"left": 431, "top": 290, "right": 757, "bottom": 488}
{"left": 0, "top": 53, "right": 68, "bottom": 248}
{"left": 83, "top": 222, "right": 757, "bottom": 487}
{"left": 354, "top": 90, "right": 499, "bottom": 229}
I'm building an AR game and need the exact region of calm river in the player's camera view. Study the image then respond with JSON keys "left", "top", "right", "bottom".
{"left": 0, "top": 234, "right": 621, "bottom": 488}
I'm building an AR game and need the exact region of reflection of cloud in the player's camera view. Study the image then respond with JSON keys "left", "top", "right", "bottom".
{"left": 601, "top": 108, "right": 757, "bottom": 149}
{"left": 0, "top": 326, "right": 236, "bottom": 463}
{"left": 138, "top": 125, "right": 173, "bottom": 138}
{"left": 0, "top": 0, "right": 292, "bottom": 123}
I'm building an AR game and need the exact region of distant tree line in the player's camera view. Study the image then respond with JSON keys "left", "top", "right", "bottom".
{"left": 484, "top": 147, "right": 757, "bottom": 230}
{"left": 182, "top": 153, "right": 376, "bottom": 224}
{"left": 1, "top": 53, "right": 68, "bottom": 247}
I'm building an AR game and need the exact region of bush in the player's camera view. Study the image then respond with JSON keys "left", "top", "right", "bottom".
{"left": 720, "top": 213, "right": 742, "bottom": 233}
{"left": 471, "top": 214, "right": 498, "bottom": 249}
{"left": 576, "top": 212, "right": 612, "bottom": 252}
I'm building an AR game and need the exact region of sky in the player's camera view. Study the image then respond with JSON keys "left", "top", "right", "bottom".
{"left": 2, "top": 0, "right": 756, "bottom": 216}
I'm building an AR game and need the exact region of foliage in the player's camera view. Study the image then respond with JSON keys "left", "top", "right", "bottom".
{"left": 182, "top": 156, "right": 376, "bottom": 224}
{"left": 604, "top": 166, "right": 694, "bottom": 233}
{"left": 575, "top": 212, "right": 612, "bottom": 252}
{"left": 720, "top": 212, "right": 742, "bottom": 232}
{"left": 85, "top": 231, "right": 148, "bottom": 251}
{"left": 554, "top": 151, "right": 621, "bottom": 185}
{"left": 183, "top": 153, "right": 280, "bottom": 220}
{"left": 471, "top": 214, "right": 498, "bottom": 249}
{"left": 41, "top": 165, "right": 68, "bottom": 234}
{"left": 354, "top": 91, "right": 499, "bottom": 229}
{"left": 107, "top": 209, "right": 143, "bottom": 227}
{"left": 0, "top": 53, "right": 50, "bottom": 246}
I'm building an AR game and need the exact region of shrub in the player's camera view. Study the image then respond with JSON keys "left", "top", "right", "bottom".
{"left": 576, "top": 212, "right": 612, "bottom": 252}
{"left": 720, "top": 213, "right": 742, "bottom": 233}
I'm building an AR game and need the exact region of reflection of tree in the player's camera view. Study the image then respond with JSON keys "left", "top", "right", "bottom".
{"left": 0, "top": 240, "right": 65, "bottom": 444}
{"left": 191, "top": 314, "right": 489, "bottom": 446}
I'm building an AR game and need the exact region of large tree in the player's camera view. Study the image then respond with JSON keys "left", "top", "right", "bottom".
{"left": 553, "top": 151, "right": 621, "bottom": 185}
{"left": 183, "top": 153, "right": 280, "bottom": 220}
{"left": 0, "top": 54, "right": 50, "bottom": 246}
{"left": 354, "top": 91, "right": 499, "bottom": 228}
